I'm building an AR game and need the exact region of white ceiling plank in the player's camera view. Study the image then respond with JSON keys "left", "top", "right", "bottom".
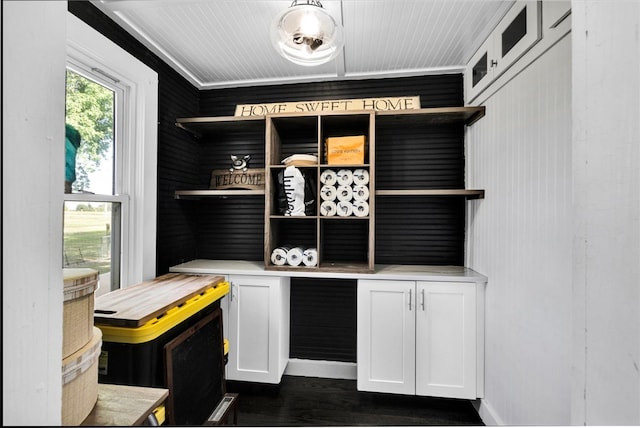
{"left": 92, "top": 0, "right": 511, "bottom": 89}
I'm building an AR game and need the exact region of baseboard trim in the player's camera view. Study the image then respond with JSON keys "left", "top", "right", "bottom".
{"left": 474, "top": 398, "right": 505, "bottom": 426}
{"left": 284, "top": 358, "right": 357, "bottom": 380}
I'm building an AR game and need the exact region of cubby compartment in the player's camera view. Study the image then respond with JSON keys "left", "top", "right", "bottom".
{"left": 268, "top": 116, "right": 319, "bottom": 166}
{"left": 320, "top": 113, "right": 373, "bottom": 166}
{"left": 269, "top": 166, "right": 318, "bottom": 217}
{"left": 319, "top": 166, "right": 371, "bottom": 218}
{"left": 266, "top": 218, "right": 318, "bottom": 270}
{"left": 320, "top": 219, "right": 372, "bottom": 272}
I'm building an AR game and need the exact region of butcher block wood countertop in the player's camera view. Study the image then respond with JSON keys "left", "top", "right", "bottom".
{"left": 94, "top": 273, "right": 225, "bottom": 327}
{"left": 81, "top": 383, "right": 168, "bottom": 426}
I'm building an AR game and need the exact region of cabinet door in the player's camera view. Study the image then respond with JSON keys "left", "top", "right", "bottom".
{"left": 465, "top": 0, "right": 541, "bottom": 102}
{"left": 415, "top": 282, "right": 476, "bottom": 399}
{"left": 465, "top": 36, "right": 494, "bottom": 102}
{"left": 227, "top": 275, "right": 290, "bottom": 383}
{"left": 357, "top": 279, "right": 415, "bottom": 394}
{"left": 492, "top": 0, "right": 541, "bottom": 76}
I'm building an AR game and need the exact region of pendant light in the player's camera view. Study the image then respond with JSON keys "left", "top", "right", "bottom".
{"left": 271, "top": 0, "right": 344, "bottom": 66}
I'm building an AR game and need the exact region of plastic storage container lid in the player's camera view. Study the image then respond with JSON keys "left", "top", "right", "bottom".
{"left": 96, "top": 282, "right": 229, "bottom": 344}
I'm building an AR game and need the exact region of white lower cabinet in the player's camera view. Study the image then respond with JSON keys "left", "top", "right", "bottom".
{"left": 357, "top": 279, "right": 480, "bottom": 399}
{"left": 226, "top": 274, "right": 290, "bottom": 383}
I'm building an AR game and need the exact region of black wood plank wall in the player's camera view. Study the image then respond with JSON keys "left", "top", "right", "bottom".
{"left": 197, "top": 76, "right": 465, "bottom": 265}
{"left": 290, "top": 278, "right": 357, "bottom": 362}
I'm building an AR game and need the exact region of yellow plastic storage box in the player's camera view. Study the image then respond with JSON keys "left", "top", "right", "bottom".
{"left": 95, "top": 275, "right": 229, "bottom": 387}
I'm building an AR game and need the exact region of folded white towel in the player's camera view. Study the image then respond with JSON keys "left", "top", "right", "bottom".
{"left": 320, "top": 169, "right": 337, "bottom": 186}
{"left": 352, "top": 200, "right": 370, "bottom": 217}
{"left": 352, "top": 168, "right": 369, "bottom": 186}
{"left": 336, "top": 185, "right": 353, "bottom": 202}
{"left": 286, "top": 247, "right": 304, "bottom": 266}
{"left": 337, "top": 169, "right": 354, "bottom": 186}
{"left": 352, "top": 184, "right": 369, "bottom": 202}
{"left": 320, "top": 184, "right": 337, "bottom": 201}
{"left": 321, "top": 200, "right": 337, "bottom": 216}
{"left": 271, "top": 247, "right": 288, "bottom": 266}
{"left": 302, "top": 248, "right": 318, "bottom": 267}
{"left": 337, "top": 201, "right": 353, "bottom": 217}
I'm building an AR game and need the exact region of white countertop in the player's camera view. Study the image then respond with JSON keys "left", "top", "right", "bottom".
{"left": 170, "top": 259, "right": 487, "bottom": 283}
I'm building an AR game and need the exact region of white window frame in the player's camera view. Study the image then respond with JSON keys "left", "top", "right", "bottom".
{"left": 66, "top": 12, "right": 158, "bottom": 287}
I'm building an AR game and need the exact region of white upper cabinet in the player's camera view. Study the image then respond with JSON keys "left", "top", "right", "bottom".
{"left": 465, "top": 0, "right": 542, "bottom": 102}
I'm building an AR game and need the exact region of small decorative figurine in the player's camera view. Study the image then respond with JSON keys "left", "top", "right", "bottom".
{"left": 229, "top": 154, "right": 251, "bottom": 172}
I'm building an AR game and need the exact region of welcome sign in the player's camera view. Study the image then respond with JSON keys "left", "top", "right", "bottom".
{"left": 235, "top": 96, "right": 421, "bottom": 117}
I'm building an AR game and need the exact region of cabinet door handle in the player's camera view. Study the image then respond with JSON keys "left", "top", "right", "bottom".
{"left": 408, "top": 288, "right": 413, "bottom": 311}
{"left": 230, "top": 282, "right": 234, "bottom": 302}
{"left": 420, "top": 288, "right": 425, "bottom": 311}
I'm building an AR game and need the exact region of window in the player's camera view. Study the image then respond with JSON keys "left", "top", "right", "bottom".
{"left": 66, "top": 12, "right": 158, "bottom": 290}
{"left": 64, "top": 68, "right": 123, "bottom": 292}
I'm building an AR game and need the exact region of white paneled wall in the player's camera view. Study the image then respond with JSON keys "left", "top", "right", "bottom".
{"left": 571, "top": 2, "right": 640, "bottom": 424}
{"left": 3, "top": 2, "right": 67, "bottom": 425}
{"left": 465, "top": 35, "right": 572, "bottom": 425}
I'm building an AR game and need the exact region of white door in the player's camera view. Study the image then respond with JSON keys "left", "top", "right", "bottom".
{"left": 227, "top": 275, "right": 283, "bottom": 383}
{"left": 415, "top": 282, "right": 476, "bottom": 399}
{"left": 357, "top": 279, "right": 416, "bottom": 394}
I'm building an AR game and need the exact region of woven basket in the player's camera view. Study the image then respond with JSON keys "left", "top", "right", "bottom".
{"left": 62, "top": 327, "right": 102, "bottom": 426}
{"left": 63, "top": 268, "right": 98, "bottom": 358}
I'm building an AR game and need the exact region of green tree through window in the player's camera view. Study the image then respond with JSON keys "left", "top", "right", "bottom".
{"left": 65, "top": 70, "right": 114, "bottom": 193}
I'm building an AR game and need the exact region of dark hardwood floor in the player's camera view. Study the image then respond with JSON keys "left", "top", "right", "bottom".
{"left": 226, "top": 376, "right": 484, "bottom": 426}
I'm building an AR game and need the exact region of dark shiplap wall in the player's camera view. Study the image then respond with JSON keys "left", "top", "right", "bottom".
{"left": 199, "top": 74, "right": 462, "bottom": 116}
{"left": 290, "top": 278, "right": 357, "bottom": 362}
{"left": 197, "top": 76, "right": 465, "bottom": 265}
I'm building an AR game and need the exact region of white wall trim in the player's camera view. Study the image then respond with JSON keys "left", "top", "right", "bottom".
{"left": 66, "top": 13, "right": 158, "bottom": 285}
{"left": 284, "top": 359, "right": 357, "bottom": 380}
{"left": 474, "top": 398, "right": 505, "bottom": 426}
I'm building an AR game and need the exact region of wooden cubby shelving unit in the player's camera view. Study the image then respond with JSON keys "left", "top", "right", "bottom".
{"left": 174, "top": 106, "right": 485, "bottom": 273}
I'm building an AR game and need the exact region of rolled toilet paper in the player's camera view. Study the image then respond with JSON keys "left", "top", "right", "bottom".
{"left": 352, "top": 200, "right": 370, "bottom": 217}
{"left": 336, "top": 169, "right": 354, "bottom": 186}
{"left": 337, "top": 201, "right": 353, "bottom": 217}
{"left": 352, "top": 168, "right": 369, "bottom": 186}
{"left": 352, "top": 184, "right": 369, "bottom": 202}
{"left": 271, "top": 247, "right": 289, "bottom": 266}
{"left": 286, "top": 247, "right": 304, "bottom": 266}
{"left": 321, "top": 200, "right": 337, "bottom": 216}
{"left": 320, "top": 169, "right": 337, "bottom": 186}
{"left": 320, "top": 184, "right": 337, "bottom": 201}
{"left": 336, "top": 185, "right": 353, "bottom": 202}
{"left": 302, "top": 248, "right": 318, "bottom": 267}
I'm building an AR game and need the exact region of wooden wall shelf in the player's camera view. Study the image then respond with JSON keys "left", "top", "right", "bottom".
{"left": 376, "top": 189, "right": 485, "bottom": 199}
{"left": 175, "top": 189, "right": 265, "bottom": 199}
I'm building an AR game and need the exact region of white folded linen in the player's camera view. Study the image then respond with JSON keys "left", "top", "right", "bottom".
{"left": 336, "top": 169, "right": 354, "bottom": 186}
{"left": 320, "top": 169, "right": 337, "bottom": 186}
{"left": 321, "top": 200, "right": 337, "bottom": 216}
{"left": 352, "top": 200, "right": 370, "bottom": 217}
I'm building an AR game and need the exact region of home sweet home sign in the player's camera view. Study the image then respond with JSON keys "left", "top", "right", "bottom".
{"left": 234, "top": 96, "right": 421, "bottom": 117}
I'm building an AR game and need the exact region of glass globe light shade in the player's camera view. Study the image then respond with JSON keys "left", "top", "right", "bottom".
{"left": 271, "top": 1, "right": 344, "bottom": 66}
